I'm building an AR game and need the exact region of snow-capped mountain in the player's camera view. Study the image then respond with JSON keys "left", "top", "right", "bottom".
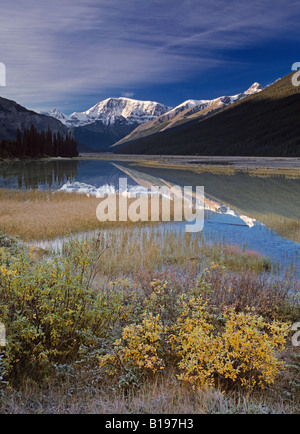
{"left": 41, "top": 97, "right": 172, "bottom": 128}
{"left": 113, "top": 83, "right": 263, "bottom": 147}
{"left": 166, "top": 82, "right": 263, "bottom": 119}
{"left": 41, "top": 83, "right": 262, "bottom": 152}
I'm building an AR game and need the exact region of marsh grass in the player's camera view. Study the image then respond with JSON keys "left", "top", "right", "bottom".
{"left": 62, "top": 228, "right": 272, "bottom": 279}
{"left": 0, "top": 189, "right": 184, "bottom": 241}
{"left": 0, "top": 189, "right": 102, "bottom": 241}
{"left": 249, "top": 213, "right": 300, "bottom": 244}
{"left": 0, "top": 231, "right": 299, "bottom": 414}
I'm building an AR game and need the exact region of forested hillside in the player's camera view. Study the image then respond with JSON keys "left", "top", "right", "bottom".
{"left": 0, "top": 125, "right": 78, "bottom": 158}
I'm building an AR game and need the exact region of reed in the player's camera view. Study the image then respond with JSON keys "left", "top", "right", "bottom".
{"left": 59, "top": 228, "right": 273, "bottom": 281}
{"left": 0, "top": 189, "right": 183, "bottom": 241}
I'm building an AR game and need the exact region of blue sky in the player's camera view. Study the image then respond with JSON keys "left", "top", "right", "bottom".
{"left": 0, "top": 0, "right": 299, "bottom": 114}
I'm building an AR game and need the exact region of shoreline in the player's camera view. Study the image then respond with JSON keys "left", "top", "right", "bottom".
{"left": 77, "top": 153, "right": 300, "bottom": 170}
{"left": 2, "top": 154, "right": 300, "bottom": 175}
{"left": 74, "top": 154, "right": 300, "bottom": 178}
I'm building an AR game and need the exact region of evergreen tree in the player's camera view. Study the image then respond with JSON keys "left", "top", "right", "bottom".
{"left": 0, "top": 125, "right": 79, "bottom": 159}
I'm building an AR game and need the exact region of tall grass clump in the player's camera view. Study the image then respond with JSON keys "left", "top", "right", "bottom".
{"left": 0, "top": 188, "right": 185, "bottom": 242}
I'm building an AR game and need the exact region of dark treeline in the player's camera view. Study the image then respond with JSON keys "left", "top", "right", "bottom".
{"left": 0, "top": 125, "right": 79, "bottom": 159}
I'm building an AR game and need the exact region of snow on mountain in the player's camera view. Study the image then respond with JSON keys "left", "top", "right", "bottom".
{"left": 165, "top": 99, "right": 212, "bottom": 118}
{"left": 41, "top": 97, "right": 172, "bottom": 128}
{"left": 41, "top": 82, "right": 263, "bottom": 135}
{"left": 40, "top": 108, "right": 69, "bottom": 124}
{"left": 166, "top": 82, "right": 263, "bottom": 118}
{"left": 244, "top": 82, "right": 263, "bottom": 95}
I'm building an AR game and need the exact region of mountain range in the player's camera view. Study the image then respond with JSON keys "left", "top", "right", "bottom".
{"left": 112, "top": 83, "right": 263, "bottom": 148}
{"left": 41, "top": 83, "right": 262, "bottom": 152}
{"left": 1, "top": 72, "right": 299, "bottom": 157}
{"left": 116, "top": 72, "right": 300, "bottom": 157}
{"left": 40, "top": 98, "right": 172, "bottom": 152}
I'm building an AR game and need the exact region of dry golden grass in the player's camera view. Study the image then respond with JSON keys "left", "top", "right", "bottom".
{"left": 1, "top": 364, "right": 299, "bottom": 414}
{"left": 0, "top": 189, "right": 103, "bottom": 241}
{"left": 0, "top": 189, "right": 184, "bottom": 241}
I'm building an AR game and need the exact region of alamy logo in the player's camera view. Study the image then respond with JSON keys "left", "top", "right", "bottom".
{"left": 96, "top": 178, "right": 205, "bottom": 233}
{"left": 0, "top": 323, "right": 5, "bottom": 347}
{"left": 0, "top": 62, "right": 6, "bottom": 86}
{"left": 291, "top": 62, "right": 300, "bottom": 87}
{"left": 291, "top": 322, "right": 300, "bottom": 347}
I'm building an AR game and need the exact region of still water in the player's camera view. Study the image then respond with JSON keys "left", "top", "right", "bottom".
{"left": 0, "top": 158, "right": 300, "bottom": 268}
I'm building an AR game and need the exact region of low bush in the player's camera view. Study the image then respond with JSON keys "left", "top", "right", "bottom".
{"left": 0, "top": 240, "right": 121, "bottom": 382}
{"left": 171, "top": 298, "right": 289, "bottom": 389}
{"left": 100, "top": 283, "right": 290, "bottom": 390}
{"left": 0, "top": 236, "right": 295, "bottom": 395}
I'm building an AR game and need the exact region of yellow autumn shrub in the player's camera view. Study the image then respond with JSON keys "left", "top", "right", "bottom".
{"left": 171, "top": 296, "right": 290, "bottom": 389}
{"left": 100, "top": 311, "right": 165, "bottom": 378}
{"left": 217, "top": 309, "right": 289, "bottom": 388}
{"left": 169, "top": 297, "right": 221, "bottom": 388}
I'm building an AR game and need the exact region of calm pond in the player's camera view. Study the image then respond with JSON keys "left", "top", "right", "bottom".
{"left": 0, "top": 158, "right": 300, "bottom": 269}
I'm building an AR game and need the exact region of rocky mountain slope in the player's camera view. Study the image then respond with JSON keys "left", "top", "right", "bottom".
{"left": 113, "top": 83, "right": 262, "bottom": 147}
{"left": 0, "top": 96, "right": 67, "bottom": 142}
{"left": 115, "top": 73, "right": 300, "bottom": 157}
{"left": 41, "top": 98, "right": 172, "bottom": 151}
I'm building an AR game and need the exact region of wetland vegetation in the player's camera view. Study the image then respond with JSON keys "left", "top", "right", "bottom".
{"left": 0, "top": 158, "right": 299, "bottom": 414}
{"left": 0, "top": 228, "right": 299, "bottom": 413}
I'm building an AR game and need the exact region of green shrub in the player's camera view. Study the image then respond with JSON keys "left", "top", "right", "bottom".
{"left": 0, "top": 240, "right": 120, "bottom": 382}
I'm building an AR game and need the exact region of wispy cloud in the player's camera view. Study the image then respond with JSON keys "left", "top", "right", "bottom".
{"left": 121, "top": 92, "right": 135, "bottom": 98}
{"left": 0, "top": 0, "right": 299, "bottom": 111}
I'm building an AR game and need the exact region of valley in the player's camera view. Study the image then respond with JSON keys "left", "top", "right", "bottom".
{"left": 1, "top": 0, "right": 300, "bottom": 416}
{"left": 0, "top": 71, "right": 299, "bottom": 416}
{"left": 0, "top": 157, "right": 299, "bottom": 413}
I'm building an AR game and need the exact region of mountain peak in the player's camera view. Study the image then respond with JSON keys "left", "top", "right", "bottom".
{"left": 42, "top": 97, "right": 172, "bottom": 128}
{"left": 113, "top": 82, "right": 265, "bottom": 148}
{"left": 40, "top": 108, "right": 68, "bottom": 122}
{"left": 244, "top": 82, "right": 263, "bottom": 95}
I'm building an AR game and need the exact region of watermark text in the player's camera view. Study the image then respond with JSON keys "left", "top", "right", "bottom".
{"left": 291, "top": 62, "right": 300, "bottom": 87}
{"left": 96, "top": 178, "right": 204, "bottom": 233}
{"left": 0, "top": 62, "right": 6, "bottom": 86}
{"left": 0, "top": 323, "right": 5, "bottom": 347}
